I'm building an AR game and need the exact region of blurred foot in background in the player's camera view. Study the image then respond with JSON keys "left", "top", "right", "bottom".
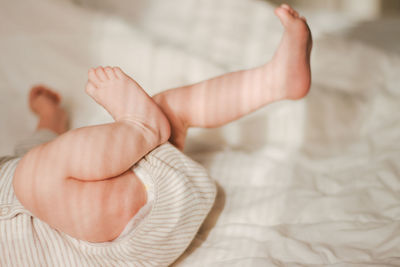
{"left": 29, "top": 85, "right": 69, "bottom": 135}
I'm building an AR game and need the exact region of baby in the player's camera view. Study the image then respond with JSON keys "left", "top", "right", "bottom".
{"left": 1, "top": 4, "right": 312, "bottom": 266}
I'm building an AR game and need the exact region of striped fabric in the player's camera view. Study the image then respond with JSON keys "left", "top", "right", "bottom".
{"left": 0, "top": 142, "right": 216, "bottom": 266}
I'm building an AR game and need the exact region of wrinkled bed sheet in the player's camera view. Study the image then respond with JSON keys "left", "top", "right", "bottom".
{"left": 1, "top": 0, "right": 400, "bottom": 266}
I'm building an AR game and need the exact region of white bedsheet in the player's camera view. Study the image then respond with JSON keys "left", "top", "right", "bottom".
{"left": 1, "top": 0, "right": 400, "bottom": 266}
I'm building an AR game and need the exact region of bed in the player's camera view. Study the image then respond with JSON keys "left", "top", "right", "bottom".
{"left": 1, "top": 0, "right": 400, "bottom": 265}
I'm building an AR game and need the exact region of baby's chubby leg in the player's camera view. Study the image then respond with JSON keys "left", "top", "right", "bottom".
{"left": 16, "top": 67, "right": 170, "bottom": 181}
{"left": 154, "top": 4, "right": 312, "bottom": 150}
{"left": 13, "top": 67, "right": 170, "bottom": 242}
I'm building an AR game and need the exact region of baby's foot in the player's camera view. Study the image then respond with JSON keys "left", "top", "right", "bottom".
{"left": 29, "top": 85, "right": 69, "bottom": 134}
{"left": 85, "top": 66, "right": 170, "bottom": 141}
{"left": 264, "top": 4, "right": 312, "bottom": 100}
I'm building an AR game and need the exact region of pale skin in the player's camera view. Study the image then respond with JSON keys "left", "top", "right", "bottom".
{"left": 13, "top": 5, "right": 312, "bottom": 243}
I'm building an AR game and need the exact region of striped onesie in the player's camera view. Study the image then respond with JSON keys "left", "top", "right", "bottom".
{"left": 0, "top": 131, "right": 216, "bottom": 266}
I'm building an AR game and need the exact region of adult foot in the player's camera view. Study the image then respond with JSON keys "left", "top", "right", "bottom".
{"left": 264, "top": 4, "right": 312, "bottom": 100}
{"left": 85, "top": 66, "right": 170, "bottom": 142}
{"left": 29, "top": 85, "right": 69, "bottom": 134}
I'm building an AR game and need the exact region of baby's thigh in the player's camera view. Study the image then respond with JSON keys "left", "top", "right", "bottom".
{"left": 42, "top": 170, "right": 146, "bottom": 243}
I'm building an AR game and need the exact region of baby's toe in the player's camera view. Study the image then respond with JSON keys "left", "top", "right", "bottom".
{"left": 279, "top": 4, "right": 299, "bottom": 18}
{"left": 112, "top": 67, "right": 126, "bottom": 80}
{"left": 281, "top": 4, "right": 291, "bottom": 11}
{"left": 29, "top": 86, "right": 42, "bottom": 102}
{"left": 88, "top": 68, "right": 101, "bottom": 84}
{"left": 104, "top": 66, "right": 115, "bottom": 79}
{"left": 85, "top": 81, "right": 97, "bottom": 96}
{"left": 47, "top": 90, "right": 61, "bottom": 103}
{"left": 30, "top": 85, "right": 61, "bottom": 103}
{"left": 275, "top": 6, "right": 294, "bottom": 26}
{"left": 95, "top": 67, "right": 108, "bottom": 82}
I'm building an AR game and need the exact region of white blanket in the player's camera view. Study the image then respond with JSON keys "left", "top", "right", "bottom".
{"left": 1, "top": 0, "right": 400, "bottom": 265}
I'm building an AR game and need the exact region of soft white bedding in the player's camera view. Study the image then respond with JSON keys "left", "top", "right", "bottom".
{"left": 1, "top": 0, "right": 400, "bottom": 266}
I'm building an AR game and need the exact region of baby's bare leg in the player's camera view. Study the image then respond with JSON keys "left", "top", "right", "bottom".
{"left": 154, "top": 4, "right": 312, "bottom": 150}
{"left": 16, "top": 67, "right": 170, "bottom": 182}
{"left": 14, "top": 67, "right": 170, "bottom": 242}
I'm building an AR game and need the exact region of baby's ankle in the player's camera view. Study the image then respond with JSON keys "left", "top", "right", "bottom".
{"left": 117, "top": 115, "right": 171, "bottom": 147}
